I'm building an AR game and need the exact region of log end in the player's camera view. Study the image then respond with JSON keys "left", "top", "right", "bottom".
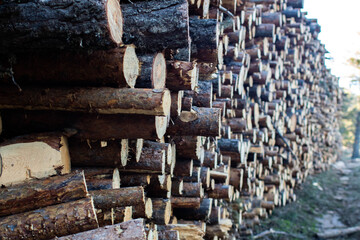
{"left": 120, "top": 139, "right": 129, "bottom": 167}
{"left": 123, "top": 46, "right": 139, "bottom": 88}
{"left": 107, "top": 0, "right": 123, "bottom": 45}
{"left": 155, "top": 116, "right": 168, "bottom": 139}
{"left": 152, "top": 53, "right": 167, "bottom": 89}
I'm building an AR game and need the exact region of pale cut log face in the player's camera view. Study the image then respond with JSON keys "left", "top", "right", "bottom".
{"left": 106, "top": 0, "right": 123, "bottom": 45}
{"left": 155, "top": 116, "right": 168, "bottom": 139}
{"left": 123, "top": 46, "right": 139, "bottom": 88}
{"left": 152, "top": 53, "right": 167, "bottom": 89}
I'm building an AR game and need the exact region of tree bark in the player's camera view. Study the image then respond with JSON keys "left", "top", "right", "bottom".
{"left": 173, "top": 198, "right": 212, "bottom": 220}
{"left": 1, "top": 47, "right": 138, "bottom": 88}
{"left": 122, "top": 0, "right": 190, "bottom": 53}
{"left": 0, "top": 132, "right": 71, "bottom": 186}
{"left": 0, "top": 198, "right": 98, "bottom": 240}
{"left": 151, "top": 198, "right": 172, "bottom": 225}
{"left": 0, "top": 0, "right": 123, "bottom": 51}
{"left": 1, "top": 110, "right": 168, "bottom": 140}
{"left": 184, "top": 81, "right": 213, "bottom": 108}
{"left": 171, "top": 197, "right": 201, "bottom": 209}
{"left": 57, "top": 219, "right": 147, "bottom": 240}
{"left": 0, "top": 87, "right": 171, "bottom": 116}
{"left": 0, "top": 171, "right": 87, "bottom": 217}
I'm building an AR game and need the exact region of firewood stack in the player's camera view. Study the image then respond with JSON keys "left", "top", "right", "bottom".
{"left": 0, "top": 0, "right": 342, "bottom": 239}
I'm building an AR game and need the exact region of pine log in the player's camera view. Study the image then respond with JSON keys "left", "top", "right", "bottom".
{"left": 158, "top": 224, "right": 205, "bottom": 240}
{"left": 173, "top": 136, "right": 203, "bottom": 160}
{"left": 0, "top": 198, "right": 98, "bottom": 240}
{"left": 171, "top": 178, "right": 184, "bottom": 196}
{"left": 57, "top": 219, "right": 147, "bottom": 240}
{"left": 173, "top": 198, "right": 212, "bottom": 221}
{"left": 136, "top": 53, "right": 167, "bottom": 89}
{"left": 0, "top": 0, "right": 123, "bottom": 51}
{"left": 167, "top": 107, "right": 221, "bottom": 137}
{"left": 184, "top": 81, "right": 213, "bottom": 107}
{"left": 146, "top": 174, "right": 172, "bottom": 198}
{"left": 120, "top": 173, "right": 151, "bottom": 187}
{"left": 122, "top": 0, "right": 190, "bottom": 53}
{"left": 0, "top": 87, "right": 170, "bottom": 116}
{"left": 133, "top": 197, "right": 153, "bottom": 219}
{"left": 113, "top": 206, "right": 133, "bottom": 224}
{"left": 182, "top": 97, "right": 194, "bottom": 111}
{"left": 1, "top": 110, "right": 168, "bottom": 140}
{"left": 90, "top": 186, "right": 145, "bottom": 209}
{"left": 151, "top": 198, "right": 172, "bottom": 225}
{"left": 158, "top": 230, "right": 180, "bottom": 240}
{"left": 171, "top": 91, "right": 184, "bottom": 117}
{"left": 69, "top": 139, "right": 128, "bottom": 168}
{"left": 166, "top": 61, "right": 198, "bottom": 91}
{"left": 171, "top": 197, "right": 201, "bottom": 209}
{"left": 128, "top": 139, "right": 144, "bottom": 162}
{"left": 0, "top": 171, "right": 87, "bottom": 217}
{"left": 1, "top": 47, "right": 138, "bottom": 88}
{"left": 190, "top": 18, "right": 220, "bottom": 63}
{"left": 173, "top": 182, "right": 203, "bottom": 198}
{"left": 82, "top": 168, "right": 120, "bottom": 190}
{"left": 173, "top": 159, "right": 193, "bottom": 177}
{"left": 207, "top": 184, "right": 234, "bottom": 201}
{"left": 121, "top": 147, "right": 166, "bottom": 174}
{"left": 0, "top": 132, "right": 71, "bottom": 186}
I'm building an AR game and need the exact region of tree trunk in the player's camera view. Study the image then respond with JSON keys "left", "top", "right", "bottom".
{"left": 173, "top": 198, "right": 212, "bottom": 220}
{"left": 122, "top": 0, "right": 190, "bottom": 53}
{"left": 353, "top": 112, "right": 360, "bottom": 159}
{"left": 1, "top": 110, "right": 168, "bottom": 140}
{"left": 171, "top": 197, "right": 201, "bottom": 209}
{"left": 0, "top": 198, "right": 98, "bottom": 240}
{"left": 57, "top": 219, "right": 147, "bottom": 240}
{"left": 151, "top": 198, "right": 172, "bottom": 225}
{"left": 0, "top": 171, "right": 87, "bottom": 217}
{"left": 1, "top": 47, "right": 138, "bottom": 88}
{"left": 0, "top": 0, "right": 123, "bottom": 51}
{"left": 0, "top": 87, "right": 171, "bottom": 116}
{"left": 0, "top": 132, "right": 71, "bottom": 186}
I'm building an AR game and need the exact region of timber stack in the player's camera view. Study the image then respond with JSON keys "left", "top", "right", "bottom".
{"left": 0, "top": 0, "right": 342, "bottom": 239}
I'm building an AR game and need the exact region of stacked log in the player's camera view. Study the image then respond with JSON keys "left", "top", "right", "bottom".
{"left": 0, "top": 0, "right": 342, "bottom": 239}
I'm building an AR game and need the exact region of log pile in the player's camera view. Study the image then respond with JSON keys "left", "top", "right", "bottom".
{"left": 0, "top": 0, "right": 342, "bottom": 239}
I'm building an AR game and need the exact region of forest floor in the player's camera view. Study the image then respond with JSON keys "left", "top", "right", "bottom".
{"left": 251, "top": 149, "right": 360, "bottom": 240}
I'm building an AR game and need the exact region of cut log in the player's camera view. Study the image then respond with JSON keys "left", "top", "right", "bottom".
{"left": 158, "top": 224, "right": 205, "bottom": 240}
{"left": 190, "top": 18, "right": 220, "bottom": 63}
{"left": 57, "top": 219, "right": 147, "bottom": 240}
{"left": 173, "top": 136, "right": 203, "bottom": 160}
{"left": 136, "top": 53, "right": 167, "bottom": 89}
{"left": 121, "top": 147, "right": 166, "bottom": 174}
{"left": 1, "top": 47, "right": 138, "bottom": 88}
{"left": 90, "top": 186, "right": 145, "bottom": 209}
{"left": 167, "top": 107, "right": 221, "bottom": 137}
{"left": 1, "top": 110, "right": 168, "bottom": 140}
{"left": 0, "top": 132, "right": 71, "bottom": 186}
{"left": 128, "top": 139, "right": 144, "bottom": 162}
{"left": 133, "top": 197, "right": 153, "bottom": 219}
{"left": 171, "top": 197, "right": 201, "bottom": 209}
{"left": 158, "top": 230, "right": 180, "bottom": 240}
{"left": 113, "top": 206, "right": 133, "bottom": 224}
{"left": 69, "top": 139, "right": 128, "bottom": 168}
{"left": 173, "top": 198, "right": 212, "bottom": 221}
{"left": 0, "top": 198, "right": 98, "bottom": 239}
{"left": 166, "top": 61, "right": 198, "bottom": 91}
{"left": 0, "top": 87, "right": 171, "bottom": 116}
{"left": 151, "top": 198, "right": 172, "bottom": 225}
{"left": 122, "top": 0, "right": 190, "bottom": 52}
{"left": 184, "top": 81, "right": 213, "bottom": 108}
{"left": 120, "top": 173, "right": 151, "bottom": 187}
{"left": 0, "top": 171, "right": 87, "bottom": 217}
{"left": 0, "top": 0, "right": 123, "bottom": 51}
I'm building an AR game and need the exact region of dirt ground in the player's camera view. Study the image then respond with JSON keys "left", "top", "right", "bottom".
{"left": 251, "top": 149, "right": 360, "bottom": 240}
